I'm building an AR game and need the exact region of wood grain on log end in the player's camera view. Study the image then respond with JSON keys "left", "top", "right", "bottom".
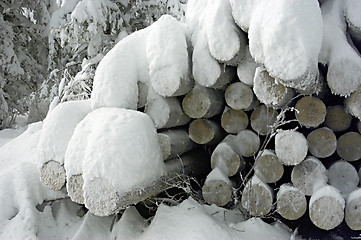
{"left": 328, "top": 160, "right": 359, "bottom": 198}
{"left": 225, "top": 82, "right": 255, "bottom": 110}
{"left": 40, "top": 160, "right": 66, "bottom": 191}
{"left": 250, "top": 105, "right": 278, "bottom": 136}
{"left": 188, "top": 119, "right": 224, "bottom": 145}
{"left": 67, "top": 174, "right": 85, "bottom": 204}
{"left": 307, "top": 127, "right": 337, "bottom": 158}
{"left": 345, "top": 188, "right": 361, "bottom": 230}
{"left": 202, "top": 168, "right": 233, "bottom": 206}
{"left": 336, "top": 132, "right": 361, "bottom": 161}
{"left": 221, "top": 107, "right": 248, "bottom": 134}
{"left": 324, "top": 105, "right": 352, "bottom": 132}
{"left": 254, "top": 149, "right": 284, "bottom": 183}
{"left": 295, "top": 96, "right": 326, "bottom": 128}
{"left": 276, "top": 184, "right": 307, "bottom": 220}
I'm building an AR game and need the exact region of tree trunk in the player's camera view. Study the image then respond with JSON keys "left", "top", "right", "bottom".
{"left": 275, "top": 130, "right": 308, "bottom": 166}
{"left": 276, "top": 183, "right": 307, "bottom": 220}
{"left": 324, "top": 105, "right": 352, "bottom": 132}
{"left": 241, "top": 175, "right": 274, "bottom": 217}
{"left": 188, "top": 119, "right": 225, "bottom": 145}
{"left": 225, "top": 82, "right": 258, "bottom": 111}
{"left": 220, "top": 106, "right": 249, "bottom": 134}
{"left": 202, "top": 167, "right": 233, "bottom": 207}
{"left": 40, "top": 160, "right": 66, "bottom": 191}
{"left": 345, "top": 188, "right": 361, "bottom": 230}
{"left": 336, "top": 131, "right": 361, "bottom": 161}
{"left": 182, "top": 84, "right": 224, "bottom": 119}
{"left": 309, "top": 185, "right": 345, "bottom": 230}
{"left": 295, "top": 96, "right": 326, "bottom": 128}
{"left": 254, "top": 149, "right": 284, "bottom": 183}
{"left": 250, "top": 104, "right": 278, "bottom": 136}
{"left": 158, "top": 129, "right": 196, "bottom": 161}
{"left": 291, "top": 156, "right": 327, "bottom": 196}
{"left": 306, "top": 127, "right": 337, "bottom": 158}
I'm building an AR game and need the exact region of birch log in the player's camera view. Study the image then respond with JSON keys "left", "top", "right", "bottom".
{"left": 211, "top": 135, "right": 245, "bottom": 177}
{"left": 309, "top": 185, "right": 345, "bottom": 230}
{"left": 145, "top": 91, "right": 190, "bottom": 129}
{"left": 225, "top": 82, "right": 258, "bottom": 111}
{"left": 250, "top": 105, "right": 278, "bottom": 136}
{"left": 345, "top": 188, "right": 361, "bottom": 230}
{"left": 241, "top": 175, "right": 274, "bottom": 217}
{"left": 220, "top": 107, "right": 249, "bottom": 134}
{"left": 291, "top": 156, "right": 327, "bottom": 196}
{"left": 295, "top": 96, "right": 326, "bottom": 128}
{"left": 275, "top": 130, "right": 308, "bottom": 166}
{"left": 307, "top": 127, "right": 337, "bottom": 158}
{"left": 182, "top": 85, "right": 224, "bottom": 119}
{"left": 345, "top": 87, "right": 361, "bottom": 120}
{"left": 158, "top": 130, "right": 196, "bottom": 161}
{"left": 202, "top": 167, "right": 233, "bottom": 206}
{"left": 254, "top": 149, "right": 284, "bottom": 183}
{"left": 188, "top": 119, "right": 225, "bottom": 145}
{"left": 324, "top": 105, "right": 352, "bottom": 132}
{"left": 336, "top": 132, "right": 361, "bottom": 161}
{"left": 276, "top": 184, "right": 307, "bottom": 220}
{"left": 327, "top": 160, "right": 359, "bottom": 198}
{"left": 235, "top": 130, "right": 260, "bottom": 157}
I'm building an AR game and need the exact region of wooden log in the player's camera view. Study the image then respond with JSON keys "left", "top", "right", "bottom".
{"left": 254, "top": 149, "right": 284, "bottom": 184}
{"left": 309, "top": 185, "right": 345, "bottom": 230}
{"left": 324, "top": 105, "right": 352, "bottom": 132}
{"left": 253, "top": 67, "right": 295, "bottom": 108}
{"left": 202, "top": 167, "right": 233, "bottom": 207}
{"left": 336, "top": 132, "right": 361, "bottom": 161}
{"left": 275, "top": 130, "right": 308, "bottom": 166}
{"left": 327, "top": 160, "right": 359, "bottom": 198}
{"left": 276, "top": 183, "right": 307, "bottom": 221}
{"left": 306, "top": 127, "right": 337, "bottom": 158}
{"left": 145, "top": 91, "right": 190, "bottom": 129}
{"left": 40, "top": 160, "right": 66, "bottom": 191}
{"left": 210, "top": 135, "right": 245, "bottom": 177}
{"left": 188, "top": 119, "right": 225, "bottom": 145}
{"left": 225, "top": 82, "right": 257, "bottom": 111}
{"left": 250, "top": 105, "right": 278, "bottom": 136}
{"left": 220, "top": 106, "right": 249, "bottom": 134}
{"left": 295, "top": 96, "right": 326, "bottom": 128}
{"left": 209, "top": 66, "right": 237, "bottom": 90}
{"left": 182, "top": 84, "right": 224, "bottom": 119}
{"left": 241, "top": 175, "right": 274, "bottom": 217}
{"left": 345, "top": 188, "right": 361, "bottom": 230}
{"left": 291, "top": 156, "right": 327, "bottom": 196}
{"left": 237, "top": 45, "right": 259, "bottom": 86}
{"left": 158, "top": 130, "right": 196, "bottom": 161}
{"left": 345, "top": 87, "right": 361, "bottom": 120}
{"left": 235, "top": 129, "right": 260, "bottom": 157}
{"left": 67, "top": 174, "right": 85, "bottom": 204}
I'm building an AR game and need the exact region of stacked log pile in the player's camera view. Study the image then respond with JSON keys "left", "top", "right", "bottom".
{"left": 38, "top": 0, "right": 361, "bottom": 235}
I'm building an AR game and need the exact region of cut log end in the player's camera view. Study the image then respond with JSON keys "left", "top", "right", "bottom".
{"left": 254, "top": 150, "right": 284, "bottom": 183}
{"left": 295, "top": 96, "right": 326, "bottom": 128}
{"left": 211, "top": 142, "right": 242, "bottom": 177}
{"left": 307, "top": 127, "right": 337, "bottom": 158}
{"left": 345, "top": 189, "right": 361, "bottom": 230}
{"left": 40, "top": 160, "right": 66, "bottom": 191}
{"left": 225, "top": 82, "right": 255, "bottom": 110}
{"left": 202, "top": 179, "right": 233, "bottom": 207}
{"left": 276, "top": 184, "right": 307, "bottom": 220}
{"left": 336, "top": 132, "right": 361, "bottom": 162}
{"left": 188, "top": 119, "right": 224, "bottom": 145}
{"left": 324, "top": 105, "right": 352, "bottom": 132}
{"left": 67, "top": 174, "right": 85, "bottom": 204}
{"left": 328, "top": 161, "right": 359, "bottom": 198}
{"left": 236, "top": 130, "right": 260, "bottom": 157}
{"left": 275, "top": 130, "right": 308, "bottom": 166}
{"left": 250, "top": 105, "right": 278, "bottom": 135}
{"left": 158, "top": 130, "right": 195, "bottom": 161}
{"left": 221, "top": 107, "right": 248, "bottom": 134}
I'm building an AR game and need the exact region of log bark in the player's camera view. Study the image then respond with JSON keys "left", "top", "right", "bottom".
{"left": 336, "top": 131, "right": 361, "bottom": 161}
{"left": 307, "top": 127, "right": 337, "bottom": 158}
{"left": 254, "top": 149, "right": 284, "bottom": 183}
{"left": 291, "top": 156, "right": 327, "bottom": 196}
{"left": 202, "top": 167, "right": 233, "bottom": 207}
{"left": 235, "top": 129, "right": 260, "bottom": 157}
{"left": 276, "top": 183, "right": 307, "bottom": 220}
{"left": 295, "top": 96, "right": 326, "bottom": 128}
{"left": 275, "top": 130, "right": 308, "bottom": 166}
{"left": 250, "top": 104, "right": 278, "bottom": 136}
{"left": 211, "top": 135, "right": 245, "bottom": 177}
{"left": 253, "top": 67, "right": 295, "bottom": 108}
{"left": 225, "top": 82, "right": 257, "bottom": 111}
{"left": 158, "top": 130, "right": 196, "bottom": 161}
{"left": 345, "top": 87, "right": 361, "bottom": 120}
{"left": 220, "top": 106, "right": 249, "bottom": 134}
{"left": 188, "top": 119, "right": 225, "bottom": 145}
{"left": 40, "top": 160, "right": 66, "bottom": 191}
{"left": 309, "top": 185, "right": 345, "bottom": 230}
{"left": 324, "top": 105, "right": 352, "bottom": 132}
{"left": 241, "top": 175, "right": 274, "bottom": 217}
{"left": 327, "top": 160, "right": 359, "bottom": 198}
{"left": 345, "top": 188, "right": 361, "bottom": 230}
{"left": 145, "top": 91, "right": 190, "bottom": 129}
{"left": 182, "top": 85, "right": 224, "bottom": 119}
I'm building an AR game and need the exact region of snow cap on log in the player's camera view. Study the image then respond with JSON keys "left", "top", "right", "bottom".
{"left": 237, "top": 46, "right": 259, "bottom": 86}
{"left": 275, "top": 130, "right": 308, "bottom": 166}
{"left": 345, "top": 188, "right": 361, "bottom": 230}
{"left": 345, "top": 0, "right": 361, "bottom": 42}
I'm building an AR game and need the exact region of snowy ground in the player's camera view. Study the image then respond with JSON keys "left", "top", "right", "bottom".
{"left": 0, "top": 125, "right": 296, "bottom": 240}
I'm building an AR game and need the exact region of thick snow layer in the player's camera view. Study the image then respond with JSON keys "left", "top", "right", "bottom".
{"left": 237, "top": 46, "right": 259, "bottom": 86}
{"left": 79, "top": 108, "right": 166, "bottom": 195}
{"left": 233, "top": 0, "right": 322, "bottom": 91}
{"left": 146, "top": 15, "right": 193, "bottom": 97}
{"left": 37, "top": 100, "right": 91, "bottom": 167}
{"left": 319, "top": 0, "right": 361, "bottom": 96}
{"left": 309, "top": 185, "right": 345, "bottom": 209}
{"left": 0, "top": 127, "right": 25, "bottom": 147}
{"left": 347, "top": 188, "right": 361, "bottom": 205}
{"left": 205, "top": 166, "right": 231, "bottom": 185}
